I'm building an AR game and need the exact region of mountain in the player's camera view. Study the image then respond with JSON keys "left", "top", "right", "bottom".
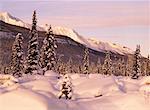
{"left": 0, "top": 12, "right": 44, "bottom": 31}
{"left": 0, "top": 12, "right": 133, "bottom": 55}
{"left": 53, "top": 26, "right": 133, "bottom": 55}
{"left": 0, "top": 12, "right": 135, "bottom": 69}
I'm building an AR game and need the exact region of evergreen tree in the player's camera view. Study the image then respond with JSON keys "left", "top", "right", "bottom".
{"left": 116, "top": 59, "right": 125, "bottom": 76}
{"left": 40, "top": 25, "right": 57, "bottom": 72}
{"left": 146, "top": 55, "right": 150, "bottom": 76}
{"left": 125, "top": 55, "right": 133, "bottom": 76}
{"left": 82, "top": 47, "right": 89, "bottom": 74}
{"left": 78, "top": 65, "right": 82, "bottom": 74}
{"left": 89, "top": 62, "right": 96, "bottom": 73}
{"left": 121, "top": 59, "right": 126, "bottom": 76}
{"left": 25, "top": 11, "right": 40, "bottom": 74}
{"left": 141, "top": 60, "right": 147, "bottom": 76}
{"left": 131, "top": 45, "right": 141, "bottom": 79}
{"left": 66, "top": 57, "right": 73, "bottom": 73}
{"left": 58, "top": 74, "right": 73, "bottom": 99}
{"left": 112, "top": 56, "right": 118, "bottom": 76}
{"left": 96, "top": 58, "right": 102, "bottom": 74}
{"left": 11, "top": 33, "right": 24, "bottom": 77}
{"left": 55, "top": 56, "right": 63, "bottom": 74}
{"left": 102, "top": 51, "right": 112, "bottom": 75}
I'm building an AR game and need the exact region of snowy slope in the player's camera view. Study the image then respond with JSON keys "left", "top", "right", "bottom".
{"left": 52, "top": 26, "right": 133, "bottom": 55}
{"left": 0, "top": 12, "right": 44, "bottom": 31}
{"left": 0, "top": 11, "right": 133, "bottom": 55}
{"left": 0, "top": 72, "right": 150, "bottom": 110}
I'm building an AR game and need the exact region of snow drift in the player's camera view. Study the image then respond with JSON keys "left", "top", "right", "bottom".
{"left": 0, "top": 72, "right": 149, "bottom": 110}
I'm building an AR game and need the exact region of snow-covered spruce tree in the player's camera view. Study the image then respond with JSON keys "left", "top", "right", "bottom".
{"left": 131, "top": 45, "right": 141, "bottom": 79}
{"left": 141, "top": 60, "right": 147, "bottom": 76}
{"left": 102, "top": 51, "right": 112, "bottom": 75}
{"left": 146, "top": 55, "right": 150, "bottom": 76}
{"left": 89, "top": 62, "right": 97, "bottom": 73}
{"left": 55, "top": 56, "right": 62, "bottom": 74}
{"left": 111, "top": 56, "right": 117, "bottom": 76}
{"left": 96, "top": 58, "right": 102, "bottom": 74}
{"left": 66, "top": 57, "right": 73, "bottom": 74}
{"left": 125, "top": 55, "right": 133, "bottom": 76}
{"left": 58, "top": 74, "right": 73, "bottom": 99}
{"left": 121, "top": 59, "right": 126, "bottom": 76}
{"left": 40, "top": 25, "right": 57, "bottom": 72}
{"left": 82, "top": 47, "right": 89, "bottom": 74}
{"left": 25, "top": 11, "right": 40, "bottom": 75}
{"left": 11, "top": 33, "right": 24, "bottom": 77}
{"left": 115, "top": 59, "right": 125, "bottom": 76}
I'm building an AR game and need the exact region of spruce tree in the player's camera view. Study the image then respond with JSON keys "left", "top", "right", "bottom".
{"left": 112, "top": 56, "right": 118, "bottom": 76}
{"left": 58, "top": 74, "right": 72, "bottom": 99}
{"left": 116, "top": 59, "right": 123, "bottom": 76}
{"left": 11, "top": 33, "right": 24, "bottom": 77}
{"left": 40, "top": 25, "right": 57, "bottom": 72}
{"left": 121, "top": 59, "right": 126, "bottom": 76}
{"left": 131, "top": 45, "right": 141, "bottom": 79}
{"left": 26, "top": 11, "right": 40, "bottom": 74}
{"left": 146, "top": 55, "right": 150, "bottom": 76}
{"left": 82, "top": 47, "right": 89, "bottom": 74}
{"left": 66, "top": 57, "right": 73, "bottom": 73}
{"left": 96, "top": 58, "right": 102, "bottom": 74}
{"left": 102, "top": 51, "right": 112, "bottom": 75}
{"left": 125, "top": 55, "right": 133, "bottom": 76}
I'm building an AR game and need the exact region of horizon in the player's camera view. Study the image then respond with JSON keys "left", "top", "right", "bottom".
{"left": 1, "top": 0, "right": 149, "bottom": 57}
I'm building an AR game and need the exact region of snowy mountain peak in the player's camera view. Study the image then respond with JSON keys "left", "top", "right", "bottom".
{"left": 0, "top": 11, "right": 133, "bottom": 55}
{"left": 0, "top": 12, "right": 26, "bottom": 27}
{"left": 87, "top": 38, "right": 133, "bottom": 54}
{"left": 51, "top": 26, "right": 133, "bottom": 55}
{"left": 0, "top": 12, "right": 44, "bottom": 31}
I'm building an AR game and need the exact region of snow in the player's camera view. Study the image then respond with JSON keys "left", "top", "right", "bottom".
{"left": 52, "top": 26, "right": 133, "bottom": 55}
{"left": 0, "top": 11, "right": 133, "bottom": 55}
{"left": 0, "top": 72, "right": 149, "bottom": 110}
{"left": 0, "top": 12, "right": 44, "bottom": 31}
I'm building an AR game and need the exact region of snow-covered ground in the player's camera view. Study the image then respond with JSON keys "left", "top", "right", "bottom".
{"left": 0, "top": 71, "right": 150, "bottom": 110}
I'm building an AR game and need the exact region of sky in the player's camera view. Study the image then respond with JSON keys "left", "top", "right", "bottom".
{"left": 0, "top": 0, "right": 149, "bottom": 57}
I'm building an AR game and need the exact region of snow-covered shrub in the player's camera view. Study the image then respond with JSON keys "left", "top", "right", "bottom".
{"left": 94, "top": 89, "right": 102, "bottom": 97}
{"left": 0, "top": 75, "right": 18, "bottom": 87}
{"left": 58, "top": 74, "right": 73, "bottom": 99}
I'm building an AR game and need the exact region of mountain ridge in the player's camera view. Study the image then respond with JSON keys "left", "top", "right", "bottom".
{"left": 0, "top": 11, "right": 133, "bottom": 55}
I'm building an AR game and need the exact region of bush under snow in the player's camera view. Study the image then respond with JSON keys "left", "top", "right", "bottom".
{"left": 0, "top": 75, "right": 18, "bottom": 87}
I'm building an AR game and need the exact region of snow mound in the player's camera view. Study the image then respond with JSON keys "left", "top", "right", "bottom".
{"left": 44, "top": 70, "right": 59, "bottom": 77}
{"left": 139, "top": 76, "right": 150, "bottom": 94}
{"left": 22, "top": 79, "right": 57, "bottom": 95}
{"left": 0, "top": 74, "right": 150, "bottom": 110}
{"left": 140, "top": 76, "right": 150, "bottom": 85}
{"left": 0, "top": 88, "right": 67, "bottom": 110}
